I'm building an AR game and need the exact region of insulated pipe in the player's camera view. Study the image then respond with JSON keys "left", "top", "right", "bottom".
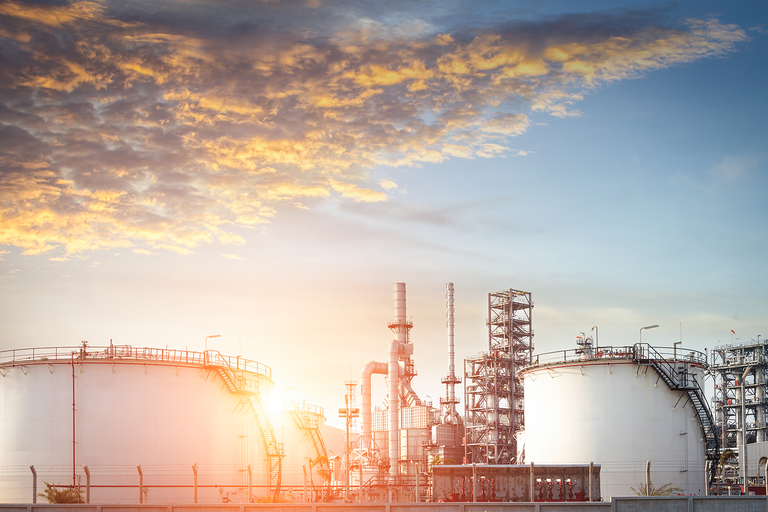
{"left": 388, "top": 338, "right": 401, "bottom": 484}
{"left": 359, "top": 361, "right": 387, "bottom": 450}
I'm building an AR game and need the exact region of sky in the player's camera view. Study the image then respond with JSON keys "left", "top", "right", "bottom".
{"left": 1, "top": 0, "right": 766, "bottom": 428}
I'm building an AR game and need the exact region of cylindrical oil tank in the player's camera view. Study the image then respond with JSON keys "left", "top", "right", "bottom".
{"left": 0, "top": 345, "right": 310, "bottom": 504}
{"left": 520, "top": 344, "right": 709, "bottom": 499}
{"left": 270, "top": 400, "right": 329, "bottom": 503}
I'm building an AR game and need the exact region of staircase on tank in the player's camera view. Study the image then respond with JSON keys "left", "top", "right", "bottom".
{"left": 206, "top": 355, "right": 284, "bottom": 499}
{"left": 634, "top": 343, "right": 720, "bottom": 486}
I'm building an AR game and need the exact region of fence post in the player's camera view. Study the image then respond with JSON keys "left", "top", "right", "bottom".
{"left": 530, "top": 462, "right": 534, "bottom": 502}
{"left": 84, "top": 465, "right": 90, "bottom": 503}
{"left": 137, "top": 465, "right": 143, "bottom": 504}
{"left": 193, "top": 463, "right": 198, "bottom": 503}
{"left": 30, "top": 466, "right": 36, "bottom": 504}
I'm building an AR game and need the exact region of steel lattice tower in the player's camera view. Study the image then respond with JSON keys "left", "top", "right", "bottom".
{"left": 464, "top": 288, "right": 533, "bottom": 464}
{"left": 711, "top": 338, "right": 768, "bottom": 486}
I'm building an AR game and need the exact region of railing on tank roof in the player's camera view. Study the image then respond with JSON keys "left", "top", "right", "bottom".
{"left": 283, "top": 399, "right": 325, "bottom": 418}
{"left": 0, "top": 345, "right": 272, "bottom": 379}
{"left": 525, "top": 343, "right": 707, "bottom": 369}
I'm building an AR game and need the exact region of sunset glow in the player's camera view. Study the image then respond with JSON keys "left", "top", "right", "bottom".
{"left": 1, "top": 0, "right": 766, "bottom": 429}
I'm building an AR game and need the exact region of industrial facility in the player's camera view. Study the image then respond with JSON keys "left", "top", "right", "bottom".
{"left": 711, "top": 337, "right": 768, "bottom": 493}
{"left": 1, "top": 281, "right": 761, "bottom": 503}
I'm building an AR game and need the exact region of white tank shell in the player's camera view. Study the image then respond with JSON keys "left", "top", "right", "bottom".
{"left": 521, "top": 359, "right": 707, "bottom": 499}
{"left": 0, "top": 347, "right": 323, "bottom": 504}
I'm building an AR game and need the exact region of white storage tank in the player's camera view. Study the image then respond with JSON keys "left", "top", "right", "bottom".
{"left": 520, "top": 342, "right": 713, "bottom": 499}
{"left": 0, "top": 344, "right": 322, "bottom": 504}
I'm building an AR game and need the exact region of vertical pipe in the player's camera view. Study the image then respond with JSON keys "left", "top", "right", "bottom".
{"left": 192, "top": 463, "right": 198, "bottom": 503}
{"left": 84, "top": 465, "right": 90, "bottom": 503}
{"left": 248, "top": 464, "right": 252, "bottom": 503}
{"left": 472, "top": 463, "right": 476, "bottom": 502}
{"left": 705, "top": 461, "right": 709, "bottom": 496}
{"left": 137, "top": 465, "right": 143, "bottom": 504}
{"left": 589, "top": 461, "right": 593, "bottom": 501}
{"left": 388, "top": 339, "right": 400, "bottom": 485}
{"left": 360, "top": 361, "right": 387, "bottom": 451}
{"left": 415, "top": 460, "right": 419, "bottom": 502}
{"left": 30, "top": 466, "right": 37, "bottom": 504}
{"left": 359, "top": 462, "right": 363, "bottom": 502}
{"left": 529, "top": 462, "right": 534, "bottom": 502}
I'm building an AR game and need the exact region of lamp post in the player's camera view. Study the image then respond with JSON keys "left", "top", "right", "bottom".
{"left": 639, "top": 324, "right": 659, "bottom": 344}
{"left": 591, "top": 326, "right": 598, "bottom": 349}
{"left": 205, "top": 334, "right": 221, "bottom": 352}
{"left": 205, "top": 334, "right": 221, "bottom": 364}
{"left": 339, "top": 381, "right": 359, "bottom": 502}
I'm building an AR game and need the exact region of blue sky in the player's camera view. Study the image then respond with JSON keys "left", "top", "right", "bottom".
{"left": 0, "top": 0, "right": 766, "bottom": 426}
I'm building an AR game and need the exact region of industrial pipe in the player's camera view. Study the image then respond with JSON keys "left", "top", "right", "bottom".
{"left": 388, "top": 338, "right": 401, "bottom": 485}
{"left": 359, "top": 360, "right": 387, "bottom": 450}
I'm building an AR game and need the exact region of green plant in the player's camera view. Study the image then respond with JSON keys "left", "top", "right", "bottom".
{"left": 38, "top": 482, "right": 83, "bottom": 504}
{"left": 630, "top": 481, "right": 684, "bottom": 497}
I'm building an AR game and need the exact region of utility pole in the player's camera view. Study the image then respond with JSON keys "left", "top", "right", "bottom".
{"left": 339, "top": 381, "right": 359, "bottom": 502}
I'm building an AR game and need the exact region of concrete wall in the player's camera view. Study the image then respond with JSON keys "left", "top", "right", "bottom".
{"left": 432, "top": 465, "right": 600, "bottom": 502}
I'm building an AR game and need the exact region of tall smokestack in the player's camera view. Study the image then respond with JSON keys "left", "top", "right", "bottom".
{"left": 442, "top": 283, "right": 461, "bottom": 424}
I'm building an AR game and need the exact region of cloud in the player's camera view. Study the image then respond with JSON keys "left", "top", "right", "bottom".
{"left": 709, "top": 155, "right": 762, "bottom": 182}
{"left": 378, "top": 179, "right": 398, "bottom": 190}
{"left": 0, "top": 2, "right": 748, "bottom": 255}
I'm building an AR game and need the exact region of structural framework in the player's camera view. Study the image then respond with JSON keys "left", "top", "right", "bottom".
{"left": 464, "top": 289, "right": 533, "bottom": 465}
{"left": 711, "top": 338, "right": 768, "bottom": 487}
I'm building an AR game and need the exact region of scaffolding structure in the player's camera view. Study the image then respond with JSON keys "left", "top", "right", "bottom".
{"left": 464, "top": 289, "right": 533, "bottom": 465}
{"left": 711, "top": 338, "right": 768, "bottom": 486}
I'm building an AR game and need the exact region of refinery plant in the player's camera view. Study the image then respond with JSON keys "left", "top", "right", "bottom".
{"left": 0, "top": 282, "right": 764, "bottom": 503}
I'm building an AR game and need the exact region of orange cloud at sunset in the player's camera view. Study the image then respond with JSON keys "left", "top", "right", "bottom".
{"left": 0, "top": 1, "right": 748, "bottom": 256}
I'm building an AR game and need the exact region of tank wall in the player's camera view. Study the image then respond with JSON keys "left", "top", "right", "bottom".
{"left": 270, "top": 410, "right": 327, "bottom": 500}
{"left": 0, "top": 362, "right": 270, "bottom": 503}
{"left": 523, "top": 361, "right": 707, "bottom": 499}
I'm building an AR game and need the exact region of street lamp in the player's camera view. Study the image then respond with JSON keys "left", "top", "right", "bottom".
{"left": 591, "top": 326, "right": 598, "bottom": 349}
{"left": 639, "top": 324, "right": 659, "bottom": 344}
{"left": 205, "top": 334, "right": 221, "bottom": 352}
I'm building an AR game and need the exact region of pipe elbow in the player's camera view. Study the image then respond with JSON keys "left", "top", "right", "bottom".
{"left": 361, "top": 360, "right": 387, "bottom": 377}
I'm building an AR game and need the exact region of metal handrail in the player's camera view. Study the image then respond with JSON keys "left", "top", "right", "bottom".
{"left": 0, "top": 345, "right": 271, "bottom": 380}
{"left": 283, "top": 399, "right": 325, "bottom": 417}
{"left": 524, "top": 343, "right": 707, "bottom": 369}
